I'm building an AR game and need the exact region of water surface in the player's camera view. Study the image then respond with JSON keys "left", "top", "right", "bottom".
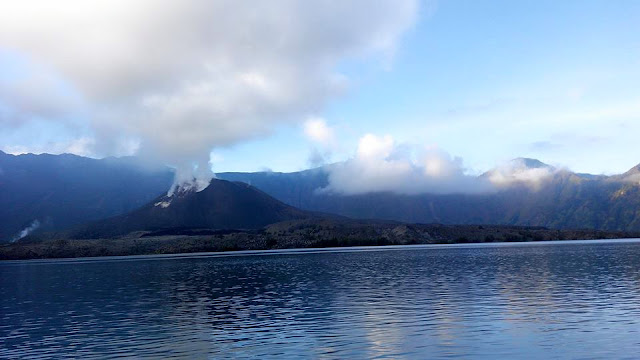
{"left": 2, "top": 240, "right": 640, "bottom": 359}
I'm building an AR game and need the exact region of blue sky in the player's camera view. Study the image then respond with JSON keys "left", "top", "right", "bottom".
{"left": 1, "top": 0, "right": 639, "bottom": 176}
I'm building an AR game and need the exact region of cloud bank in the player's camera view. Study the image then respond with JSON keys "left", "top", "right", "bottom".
{"left": 321, "top": 135, "right": 559, "bottom": 195}
{"left": 321, "top": 134, "right": 492, "bottom": 195}
{"left": 486, "top": 158, "right": 555, "bottom": 189}
{"left": 0, "top": 0, "right": 418, "bottom": 191}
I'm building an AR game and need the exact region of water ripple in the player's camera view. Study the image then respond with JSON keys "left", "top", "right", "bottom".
{"left": 2, "top": 240, "right": 640, "bottom": 359}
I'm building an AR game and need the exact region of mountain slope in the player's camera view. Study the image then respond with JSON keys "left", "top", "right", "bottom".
{"left": 3, "top": 152, "right": 640, "bottom": 241}
{"left": 64, "top": 179, "right": 314, "bottom": 239}
{"left": 617, "top": 163, "right": 640, "bottom": 182}
{"left": 218, "top": 167, "right": 329, "bottom": 209}
{"left": 218, "top": 165, "right": 640, "bottom": 231}
{"left": 0, "top": 151, "right": 174, "bottom": 241}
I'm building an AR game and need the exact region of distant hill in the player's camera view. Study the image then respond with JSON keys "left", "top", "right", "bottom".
{"left": 218, "top": 162, "right": 640, "bottom": 232}
{"left": 60, "top": 179, "right": 314, "bottom": 239}
{"left": 0, "top": 151, "right": 173, "bottom": 241}
{"left": 3, "top": 151, "right": 640, "bottom": 242}
{"left": 218, "top": 167, "right": 330, "bottom": 209}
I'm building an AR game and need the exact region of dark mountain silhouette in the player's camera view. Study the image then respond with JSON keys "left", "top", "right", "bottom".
{"left": 218, "top": 163, "right": 640, "bottom": 231}
{"left": 218, "top": 167, "right": 330, "bottom": 209}
{"left": 63, "top": 178, "right": 313, "bottom": 239}
{"left": 3, "top": 151, "right": 640, "bottom": 242}
{"left": 0, "top": 150, "right": 173, "bottom": 241}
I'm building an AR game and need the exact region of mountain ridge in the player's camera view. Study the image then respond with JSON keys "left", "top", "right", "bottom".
{"left": 3, "top": 152, "right": 640, "bottom": 241}
{"left": 0, "top": 151, "right": 173, "bottom": 241}
{"left": 57, "top": 178, "right": 316, "bottom": 239}
{"left": 217, "top": 162, "right": 640, "bottom": 231}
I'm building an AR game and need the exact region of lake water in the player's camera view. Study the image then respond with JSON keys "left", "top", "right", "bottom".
{"left": 2, "top": 240, "right": 640, "bottom": 359}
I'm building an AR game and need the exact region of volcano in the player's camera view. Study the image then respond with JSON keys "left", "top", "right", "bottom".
{"left": 66, "top": 179, "right": 314, "bottom": 239}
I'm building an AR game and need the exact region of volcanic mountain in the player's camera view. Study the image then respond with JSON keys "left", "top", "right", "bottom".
{"left": 6, "top": 152, "right": 640, "bottom": 241}
{"left": 64, "top": 179, "right": 314, "bottom": 239}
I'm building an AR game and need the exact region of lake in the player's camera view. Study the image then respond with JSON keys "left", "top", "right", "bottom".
{"left": 2, "top": 239, "right": 640, "bottom": 359}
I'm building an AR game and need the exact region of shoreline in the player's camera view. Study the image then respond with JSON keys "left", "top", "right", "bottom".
{"left": 4, "top": 219, "right": 639, "bottom": 261}
{"left": 2, "top": 223, "right": 639, "bottom": 261}
{"left": 2, "top": 238, "right": 640, "bottom": 264}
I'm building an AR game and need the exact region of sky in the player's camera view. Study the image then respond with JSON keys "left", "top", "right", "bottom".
{"left": 1, "top": 0, "right": 640, "bottom": 184}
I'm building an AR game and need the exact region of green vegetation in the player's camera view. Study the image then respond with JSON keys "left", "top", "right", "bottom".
{"left": 2, "top": 219, "right": 637, "bottom": 260}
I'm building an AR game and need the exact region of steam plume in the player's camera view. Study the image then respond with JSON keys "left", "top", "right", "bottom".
{"left": 11, "top": 220, "right": 40, "bottom": 243}
{"left": 0, "top": 0, "right": 419, "bottom": 193}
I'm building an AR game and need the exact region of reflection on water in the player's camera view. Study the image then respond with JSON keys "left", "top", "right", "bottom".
{"left": 2, "top": 240, "right": 640, "bottom": 359}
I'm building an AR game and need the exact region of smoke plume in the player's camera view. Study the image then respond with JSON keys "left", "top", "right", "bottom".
{"left": 11, "top": 219, "right": 40, "bottom": 243}
{"left": 0, "top": 0, "right": 418, "bottom": 193}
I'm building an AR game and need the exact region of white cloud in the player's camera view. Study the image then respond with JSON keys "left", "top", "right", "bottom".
{"left": 303, "top": 117, "right": 336, "bottom": 147}
{"left": 321, "top": 135, "right": 561, "bottom": 195}
{"left": 3, "top": 137, "right": 96, "bottom": 157}
{"left": 322, "top": 134, "right": 490, "bottom": 195}
{"left": 0, "top": 0, "right": 419, "bottom": 191}
{"left": 0, "top": 53, "right": 83, "bottom": 127}
{"left": 357, "top": 134, "right": 394, "bottom": 159}
{"left": 209, "top": 151, "right": 224, "bottom": 164}
{"left": 486, "top": 158, "right": 555, "bottom": 189}
{"left": 303, "top": 116, "right": 338, "bottom": 167}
